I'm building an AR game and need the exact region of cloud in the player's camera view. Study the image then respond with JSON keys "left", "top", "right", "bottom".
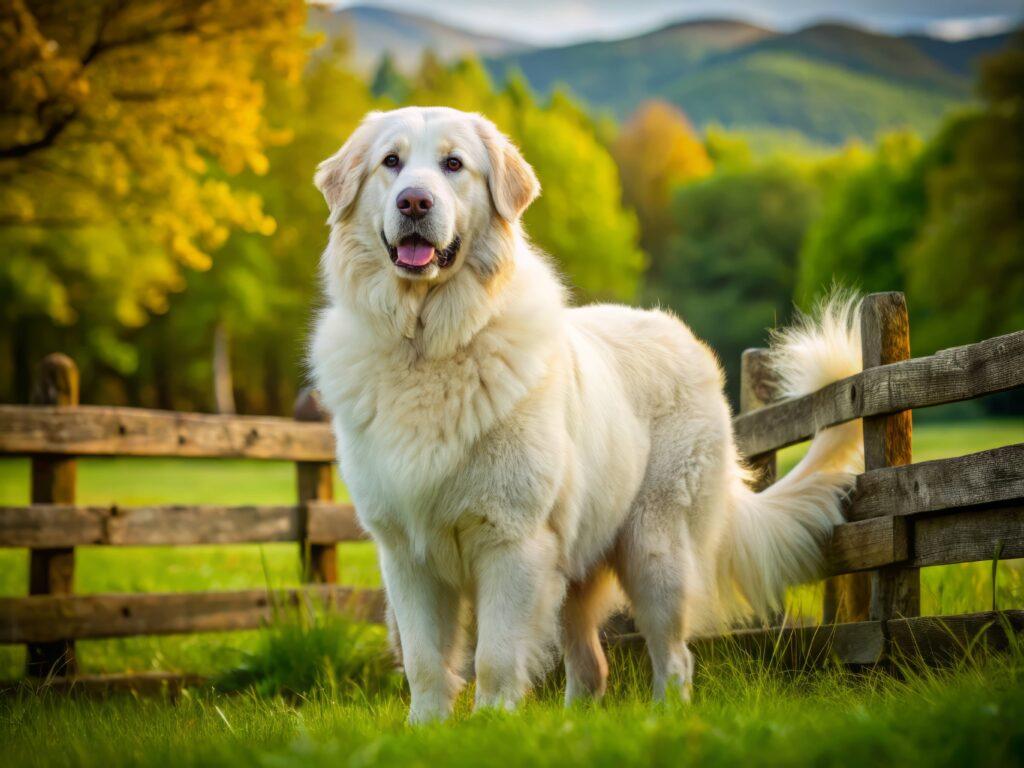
{"left": 925, "top": 15, "right": 1020, "bottom": 40}
{"left": 332, "top": 1, "right": 1024, "bottom": 45}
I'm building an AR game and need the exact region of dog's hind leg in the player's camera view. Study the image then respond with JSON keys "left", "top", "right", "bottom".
{"left": 561, "top": 565, "right": 619, "bottom": 705}
{"left": 614, "top": 507, "right": 697, "bottom": 703}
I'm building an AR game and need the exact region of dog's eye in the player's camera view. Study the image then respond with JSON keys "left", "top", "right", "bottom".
{"left": 383, "top": 154, "right": 400, "bottom": 168}
{"left": 444, "top": 156, "right": 463, "bottom": 172}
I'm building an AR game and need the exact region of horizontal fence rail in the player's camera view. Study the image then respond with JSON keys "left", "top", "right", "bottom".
{"left": 0, "top": 586, "right": 386, "bottom": 644}
{"left": 847, "top": 444, "right": 1024, "bottom": 522}
{"left": 734, "top": 328, "right": 1024, "bottom": 457}
{"left": 610, "top": 611, "right": 1024, "bottom": 667}
{"left": 826, "top": 503, "right": 1024, "bottom": 572}
{"left": 0, "top": 502, "right": 366, "bottom": 548}
{"left": 0, "top": 405, "right": 336, "bottom": 461}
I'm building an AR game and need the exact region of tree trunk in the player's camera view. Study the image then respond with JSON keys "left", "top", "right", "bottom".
{"left": 264, "top": 346, "right": 282, "bottom": 415}
{"left": 13, "top": 316, "right": 33, "bottom": 403}
{"left": 153, "top": 317, "right": 175, "bottom": 411}
{"left": 213, "top": 320, "right": 236, "bottom": 415}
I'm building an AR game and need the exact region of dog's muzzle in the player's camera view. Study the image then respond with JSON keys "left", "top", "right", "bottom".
{"left": 381, "top": 230, "right": 461, "bottom": 273}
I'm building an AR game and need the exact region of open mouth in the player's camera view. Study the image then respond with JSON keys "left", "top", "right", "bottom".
{"left": 382, "top": 231, "right": 461, "bottom": 273}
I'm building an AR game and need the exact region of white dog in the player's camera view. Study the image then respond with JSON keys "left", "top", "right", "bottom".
{"left": 310, "top": 107, "right": 862, "bottom": 723}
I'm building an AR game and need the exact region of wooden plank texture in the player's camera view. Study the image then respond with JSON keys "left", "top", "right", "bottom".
{"left": 734, "top": 328, "right": 1024, "bottom": 458}
{"left": 888, "top": 611, "right": 1024, "bottom": 662}
{"left": 740, "top": 348, "right": 778, "bottom": 491}
{"left": 0, "top": 586, "right": 386, "bottom": 643}
{"left": 0, "top": 405, "right": 336, "bottom": 461}
{"left": 27, "top": 353, "right": 78, "bottom": 677}
{"left": 611, "top": 621, "right": 886, "bottom": 667}
{"left": 827, "top": 516, "right": 908, "bottom": 575}
{"left": 307, "top": 500, "right": 368, "bottom": 544}
{"left": 295, "top": 389, "right": 339, "bottom": 583}
{"left": 911, "top": 505, "right": 1024, "bottom": 568}
{"left": 848, "top": 444, "right": 1024, "bottom": 522}
{"left": 861, "top": 293, "right": 920, "bottom": 623}
{"left": 0, "top": 503, "right": 362, "bottom": 547}
{"left": 824, "top": 504, "right": 1024, "bottom": 575}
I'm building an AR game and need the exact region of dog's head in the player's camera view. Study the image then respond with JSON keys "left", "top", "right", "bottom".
{"left": 315, "top": 107, "right": 540, "bottom": 285}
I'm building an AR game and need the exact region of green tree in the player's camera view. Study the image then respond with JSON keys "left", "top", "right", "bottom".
{"left": 905, "top": 40, "right": 1024, "bottom": 355}
{"left": 653, "top": 164, "right": 820, "bottom": 404}
{"left": 796, "top": 132, "right": 926, "bottom": 305}
{"left": 370, "top": 52, "right": 408, "bottom": 103}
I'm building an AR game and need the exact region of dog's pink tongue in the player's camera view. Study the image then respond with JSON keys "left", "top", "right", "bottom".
{"left": 396, "top": 241, "right": 435, "bottom": 267}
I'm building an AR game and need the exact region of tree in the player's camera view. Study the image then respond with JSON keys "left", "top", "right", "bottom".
{"left": 905, "top": 39, "right": 1024, "bottom": 357}
{"left": 0, "top": 0, "right": 304, "bottom": 401}
{"left": 653, "top": 164, "right": 820, "bottom": 405}
{"left": 796, "top": 132, "right": 926, "bottom": 305}
{"left": 612, "top": 100, "right": 713, "bottom": 255}
{"left": 131, "top": 37, "right": 376, "bottom": 413}
{"left": 703, "top": 125, "right": 754, "bottom": 171}
{"left": 370, "top": 52, "right": 408, "bottom": 103}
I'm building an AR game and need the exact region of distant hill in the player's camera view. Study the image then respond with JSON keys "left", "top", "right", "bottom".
{"left": 307, "top": 3, "right": 531, "bottom": 73}
{"left": 487, "top": 20, "right": 1016, "bottom": 144}
{"left": 901, "top": 31, "right": 1015, "bottom": 76}
{"left": 306, "top": 6, "right": 1015, "bottom": 145}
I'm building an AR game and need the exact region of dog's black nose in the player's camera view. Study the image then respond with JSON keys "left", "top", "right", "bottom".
{"left": 396, "top": 187, "right": 433, "bottom": 219}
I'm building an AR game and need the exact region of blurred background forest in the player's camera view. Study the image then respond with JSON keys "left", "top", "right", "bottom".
{"left": 1, "top": 0, "right": 1021, "bottom": 415}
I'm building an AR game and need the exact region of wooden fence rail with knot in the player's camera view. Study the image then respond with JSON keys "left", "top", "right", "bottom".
{"left": 1, "top": 292, "right": 1022, "bottom": 693}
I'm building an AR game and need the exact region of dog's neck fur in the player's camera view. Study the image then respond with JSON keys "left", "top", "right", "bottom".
{"left": 323, "top": 219, "right": 564, "bottom": 360}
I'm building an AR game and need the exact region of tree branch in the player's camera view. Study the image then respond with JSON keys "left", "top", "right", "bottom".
{"left": 0, "top": 109, "right": 78, "bottom": 159}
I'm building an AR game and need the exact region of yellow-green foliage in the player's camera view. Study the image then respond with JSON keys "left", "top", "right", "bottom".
{"left": 0, "top": 0, "right": 306, "bottom": 333}
{"left": 612, "top": 100, "right": 713, "bottom": 254}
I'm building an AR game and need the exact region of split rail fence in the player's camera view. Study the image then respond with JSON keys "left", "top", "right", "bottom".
{"left": 1, "top": 291, "right": 1022, "bottom": 691}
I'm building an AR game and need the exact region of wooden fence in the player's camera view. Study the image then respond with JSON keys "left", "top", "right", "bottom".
{"left": 1, "top": 291, "right": 1022, "bottom": 691}
{"left": 0, "top": 359, "right": 383, "bottom": 688}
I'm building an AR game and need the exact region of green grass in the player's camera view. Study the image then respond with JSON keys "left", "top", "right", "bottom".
{"left": 1, "top": 419, "right": 1022, "bottom": 766}
{"left": 3, "top": 637, "right": 1024, "bottom": 767}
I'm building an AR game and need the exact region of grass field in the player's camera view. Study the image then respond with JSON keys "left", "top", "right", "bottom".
{"left": 1, "top": 418, "right": 1022, "bottom": 766}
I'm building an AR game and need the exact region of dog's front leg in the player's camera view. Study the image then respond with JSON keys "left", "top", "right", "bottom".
{"left": 379, "top": 544, "right": 464, "bottom": 724}
{"left": 473, "top": 530, "right": 563, "bottom": 712}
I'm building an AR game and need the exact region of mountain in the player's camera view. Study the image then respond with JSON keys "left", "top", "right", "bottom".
{"left": 901, "top": 31, "right": 1015, "bottom": 76}
{"left": 305, "top": 5, "right": 1015, "bottom": 145}
{"left": 483, "top": 18, "right": 774, "bottom": 115}
{"left": 487, "top": 20, "right": 1016, "bottom": 144}
{"left": 307, "top": 4, "right": 531, "bottom": 73}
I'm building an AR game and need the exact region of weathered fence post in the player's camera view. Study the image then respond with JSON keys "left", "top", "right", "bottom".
{"left": 740, "top": 348, "right": 777, "bottom": 491}
{"left": 295, "top": 388, "right": 337, "bottom": 583}
{"left": 862, "top": 292, "right": 920, "bottom": 622}
{"left": 27, "top": 353, "right": 79, "bottom": 677}
{"left": 824, "top": 292, "right": 920, "bottom": 625}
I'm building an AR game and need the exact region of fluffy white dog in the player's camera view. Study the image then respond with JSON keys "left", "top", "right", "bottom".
{"left": 310, "top": 106, "right": 862, "bottom": 723}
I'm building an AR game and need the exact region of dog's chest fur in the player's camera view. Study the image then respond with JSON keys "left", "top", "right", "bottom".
{"left": 313, "top": 298, "right": 563, "bottom": 566}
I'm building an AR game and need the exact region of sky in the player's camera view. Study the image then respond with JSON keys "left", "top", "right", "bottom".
{"left": 331, "top": 0, "right": 1024, "bottom": 46}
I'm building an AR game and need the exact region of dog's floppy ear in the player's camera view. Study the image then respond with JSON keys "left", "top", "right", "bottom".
{"left": 314, "top": 112, "right": 382, "bottom": 221}
{"left": 475, "top": 117, "right": 540, "bottom": 222}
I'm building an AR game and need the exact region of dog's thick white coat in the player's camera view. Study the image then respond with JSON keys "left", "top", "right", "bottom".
{"left": 311, "top": 107, "right": 863, "bottom": 722}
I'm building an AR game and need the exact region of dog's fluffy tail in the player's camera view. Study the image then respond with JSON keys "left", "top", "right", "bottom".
{"left": 719, "top": 292, "right": 864, "bottom": 623}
